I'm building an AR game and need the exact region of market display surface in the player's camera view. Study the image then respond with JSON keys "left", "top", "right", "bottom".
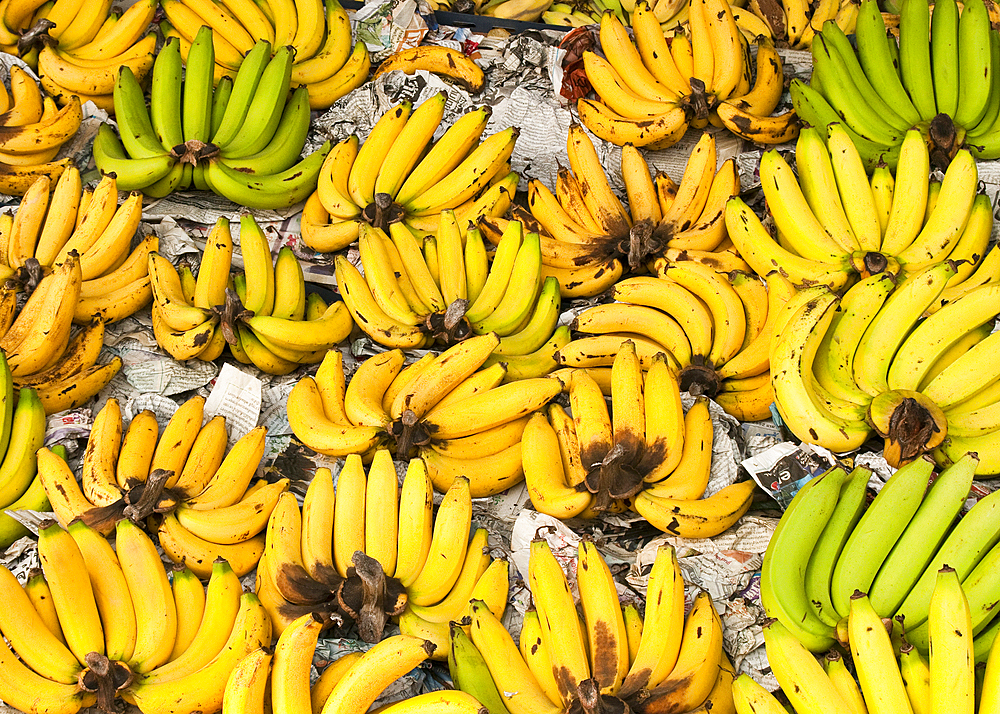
{"left": 4, "top": 0, "right": 1000, "bottom": 711}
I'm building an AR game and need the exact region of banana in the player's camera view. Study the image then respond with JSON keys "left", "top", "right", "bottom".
{"left": 449, "top": 624, "right": 513, "bottom": 714}
{"left": 469, "top": 599, "right": 562, "bottom": 714}
{"left": 126, "top": 593, "right": 271, "bottom": 714}
{"left": 521, "top": 411, "right": 594, "bottom": 519}
{"left": 38, "top": 519, "right": 106, "bottom": 663}
{"left": 638, "top": 589, "right": 723, "bottom": 712}
{"left": 318, "top": 635, "right": 436, "bottom": 714}
{"left": 408, "top": 528, "right": 488, "bottom": 623}
{"left": 271, "top": 613, "right": 325, "bottom": 714}
{"left": 176, "top": 479, "right": 288, "bottom": 544}
{"left": 406, "top": 476, "right": 472, "bottom": 606}
{"left": 158, "top": 511, "right": 266, "bottom": 580}
{"left": 169, "top": 565, "right": 206, "bottom": 662}
{"left": 0, "top": 630, "right": 96, "bottom": 714}
{"left": 222, "top": 647, "right": 272, "bottom": 714}
{"left": 302, "top": 40, "right": 371, "bottom": 111}
{"left": 395, "top": 457, "right": 434, "bottom": 589}
{"left": 0, "top": 563, "right": 82, "bottom": 684}
{"left": 848, "top": 591, "right": 912, "bottom": 712}
{"left": 374, "top": 45, "right": 486, "bottom": 93}
{"left": 204, "top": 143, "right": 331, "bottom": 210}
{"left": 288, "top": 375, "right": 389, "bottom": 456}
{"left": 301, "top": 466, "right": 336, "bottom": 583}
{"left": 577, "top": 539, "right": 628, "bottom": 696}
{"left": 365, "top": 448, "right": 399, "bottom": 576}
{"left": 763, "top": 619, "right": 849, "bottom": 714}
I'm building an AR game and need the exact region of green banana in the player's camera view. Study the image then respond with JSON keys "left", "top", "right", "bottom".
{"left": 114, "top": 65, "right": 170, "bottom": 160}
{"left": 930, "top": 0, "right": 960, "bottom": 119}
{"left": 448, "top": 624, "right": 512, "bottom": 714}
{"left": 220, "top": 86, "right": 310, "bottom": 175}
{"left": 211, "top": 39, "right": 272, "bottom": 148}
{"left": 0, "top": 388, "right": 47, "bottom": 509}
{"left": 829, "top": 457, "right": 933, "bottom": 616}
{"left": 210, "top": 75, "right": 233, "bottom": 140}
{"left": 954, "top": 0, "right": 993, "bottom": 128}
{"left": 760, "top": 466, "right": 846, "bottom": 653}
{"left": 898, "top": 0, "right": 937, "bottom": 121}
{"left": 218, "top": 45, "right": 294, "bottom": 159}
{"left": 203, "top": 142, "right": 331, "bottom": 209}
{"left": 855, "top": 0, "right": 921, "bottom": 126}
{"left": 150, "top": 35, "right": 185, "bottom": 153}
{"left": 868, "top": 454, "right": 976, "bottom": 617}
{"left": 803, "top": 466, "right": 871, "bottom": 627}
{"left": 182, "top": 25, "right": 215, "bottom": 143}
{"left": 92, "top": 124, "right": 178, "bottom": 192}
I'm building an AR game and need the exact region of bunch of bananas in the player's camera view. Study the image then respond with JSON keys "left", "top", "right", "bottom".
{"left": 768, "top": 266, "right": 1000, "bottom": 470}
{"left": 0, "top": 516, "right": 271, "bottom": 714}
{"left": 492, "top": 128, "right": 739, "bottom": 298}
{"left": 794, "top": 0, "right": 1000, "bottom": 167}
{"left": 34, "top": 0, "right": 157, "bottom": 113}
{"left": 749, "top": 548, "right": 999, "bottom": 713}
{"left": 726, "top": 124, "right": 991, "bottom": 292}
{"left": 95, "top": 30, "right": 332, "bottom": 207}
{"left": 147, "top": 214, "right": 353, "bottom": 372}
{"left": 5, "top": 169, "right": 157, "bottom": 328}
{"left": 525, "top": 343, "right": 757, "bottom": 537}
{"left": 759, "top": 456, "right": 1000, "bottom": 667}
{"left": 224, "top": 628, "right": 480, "bottom": 714}
{"left": 541, "top": 0, "right": 683, "bottom": 29}
{"left": 338, "top": 217, "right": 565, "bottom": 371}
{"left": 287, "top": 336, "right": 563, "bottom": 495}
{"left": 0, "top": 211, "right": 132, "bottom": 413}
{"left": 741, "top": 0, "right": 859, "bottom": 49}
{"left": 160, "top": 0, "right": 368, "bottom": 110}
{"left": 455, "top": 538, "right": 734, "bottom": 713}
{"left": 0, "top": 65, "right": 80, "bottom": 195}
{"left": 257, "top": 462, "right": 509, "bottom": 650}
{"left": 577, "top": 5, "right": 796, "bottom": 148}
{"left": 559, "top": 259, "right": 792, "bottom": 422}
{"left": 300, "top": 94, "right": 518, "bottom": 254}
{"left": 373, "top": 45, "right": 485, "bottom": 95}
{"left": 36, "top": 396, "right": 277, "bottom": 578}
{"left": 0, "top": 378, "right": 47, "bottom": 549}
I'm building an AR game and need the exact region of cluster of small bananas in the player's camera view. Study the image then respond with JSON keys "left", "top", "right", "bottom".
{"left": 0, "top": 173, "right": 153, "bottom": 411}
{"left": 577, "top": 5, "right": 795, "bottom": 149}
{"left": 94, "top": 30, "right": 332, "bottom": 206}
{"left": 160, "top": 0, "right": 368, "bottom": 110}
{"left": 526, "top": 343, "right": 757, "bottom": 538}
{"left": 502, "top": 128, "right": 739, "bottom": 297}
{"left": 767, "top": 264, "right": 1000, "bottom": 473}
{"left": 452, "top": 538, "right": 733, "bottom": 714}
{"left": 287, "top": 335, "right": 563, "bottom": 495}
{"left": 34, "top": 0, "right": 157, "bottom": 113}
{"left": 0, "top": 377, "right": 46, "bottom": 549}
{"left": 793, "top": 0, "right": 999, "bottom": 167}
{"left": 727, "top": 124, "right": 991, "bottom": 292}
{"left": 37, "top": 395, "right": 275, "bottom": 578}
{"left": 257, "top": 462, "right": 508, "bottom": 652}
{"left": 741, "top": 0, "right": 859, "bottom": 49}
{"left": 560, "top": 256, "right": 789, "bottom": 424}
{"left": 0, "top": 0, "right": 153, "bottom": 93}
{"left": 0, "top": 517, "right": 271, "bottom": 714}
{"left": 753, "top": 459, "right": 1000, "bottom": 713}
{"left": 372, "top": 46, "right": 485, "bottom": 95}
{"left": 224, "top": 628, "right": 480, "bottom": 714}
{"left": 0, "top": 65, "right": 81, "bottom": 195}
{"left": 147, "top": 214, "right": 353, "bottom": 372}
{"left": 338, "top": 217, "right": 565, "bottom": 371}
{"left": 301, "top": 95, "right": 518, "bottom": 254}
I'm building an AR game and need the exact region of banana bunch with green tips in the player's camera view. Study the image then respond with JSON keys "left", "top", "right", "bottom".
{"left": 794, "top": 0, "right": 1000, "bottom": 169}
{"left": 725, "top": 123, "right": 993, "bottom": 292}
{"left": 337, "top": 215, "right": 566, "bottom": 376}
{"left": 147, "top": 214, "right": 353, "bottom": 373}
{"left": 302, "top": 94, "right": 519, "bottom": 255}
{"left": 94, "top": 27, "right": 331, "bottom": 208}
{"left": 452, "top": 538, "right": 735, "bottom": 714}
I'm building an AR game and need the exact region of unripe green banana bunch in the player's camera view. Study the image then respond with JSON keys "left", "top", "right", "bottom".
{"left": 35, "top": 394, "right": 278, "bottom": 579}
{"left": 94, "top": 29, "right": 332, "bottom": 208}
{"left": 147, "top": 214, "right": 353, "bottom": 373}
{"left": 525, "top": 342, "right": 755, "bottom": 537}
{"left": 455, "top": 538, "right": 733, "bottom": 714}
{"left": 794, "top": 0, "right": 1000, "bottom": 169}
{"left": 160, "top": 0, "right": 367, "bottom": 110}
{"left": 726, "top": 123, "right": 993, "bottom": 295}
{"left": 302, "top": 94, "right": 519, "bottom": 256}
{"left": 767, "top": 254, "right": 1000, "bottom": 473}
{"left": 756, "top": 562, "right": 994, "bottom": 714}
{"left": 338, "top": 214, "right": 566, "bottom": 374}
{"left": 0, "top": 65, "right": 81, "bottom": 195}
{"left": 286, "top": 337, "right": 562, "bottom": 495}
